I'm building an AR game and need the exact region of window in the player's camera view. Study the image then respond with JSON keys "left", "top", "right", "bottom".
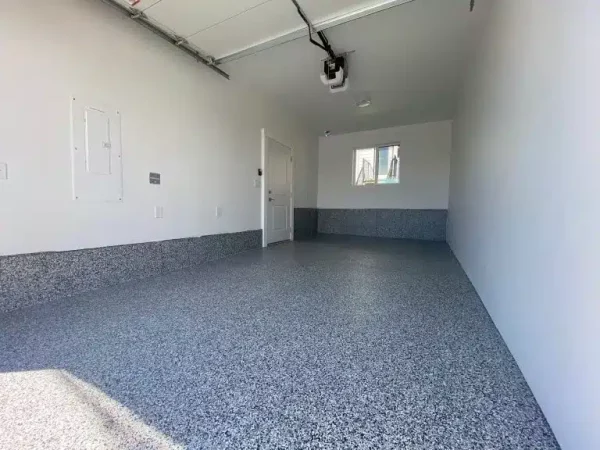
{"left": 353, "top": 144, "right": 400, "bottom": 186}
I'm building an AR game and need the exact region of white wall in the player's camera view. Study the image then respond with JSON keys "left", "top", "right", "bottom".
{"left": 317, "top": 121, "right": 451, "bottom": 209}
{"left": 0, "top": 0, "right": 318, "bottom": 256}
{"left": 447, "top": 1, "right": 600, "bottom": 450}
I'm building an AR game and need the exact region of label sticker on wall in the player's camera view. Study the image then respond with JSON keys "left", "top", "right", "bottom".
{"left": 149, "top": 172, "right": 161, "bottom": 185}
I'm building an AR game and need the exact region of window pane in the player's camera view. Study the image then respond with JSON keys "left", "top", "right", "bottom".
{"left": 354, "top": 148, "right": 376, "bottom": 186}
{"left": 376, "top": 145, "right": 400, "bottom": 184}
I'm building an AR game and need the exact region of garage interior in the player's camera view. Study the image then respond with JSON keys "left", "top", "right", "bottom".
{"left": 0, "top": 0, "right": 597, "bottom": 449}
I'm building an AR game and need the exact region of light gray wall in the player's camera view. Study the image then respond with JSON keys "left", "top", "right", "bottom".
{"left": 447, "top": 1, "right": 599, "bottom": 450}
{"left": 317, "top": 121, "right": 451, "bottom": 209}
{"left": 0, "top": 0, "right": 317, "bottom": 257}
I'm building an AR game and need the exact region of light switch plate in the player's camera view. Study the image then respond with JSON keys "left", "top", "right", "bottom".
{"left": 0, "top": 162, "right": 7, "bottom": 180}
{"left": 154, "top": 206, "right": 164, "bottom": 219}
{"left": 215, "top": 206, "right": 222, "bottom": 218}
{"left": 253, "top": 178, "right": 261, "bottom": 188}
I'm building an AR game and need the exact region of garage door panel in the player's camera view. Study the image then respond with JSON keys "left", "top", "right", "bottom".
{"left": 188, "top": 0, "right": 303, "bottom": 58}
{"left": 299, "top": 0, "right": 381, "bottom": 22}
{"left": 112, "top": 0, "right": 161, "bottom": 11}
{"left": 145, "top": 0, "right": 269, "bottom": 38}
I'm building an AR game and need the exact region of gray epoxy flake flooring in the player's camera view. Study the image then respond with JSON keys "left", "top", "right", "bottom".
{"left": 0, "top": 236, "right": 559, "bottom": 449}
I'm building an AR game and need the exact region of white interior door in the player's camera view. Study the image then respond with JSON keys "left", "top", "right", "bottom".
{"left": 266, "top": 136, "right": 293, "bottom": 244}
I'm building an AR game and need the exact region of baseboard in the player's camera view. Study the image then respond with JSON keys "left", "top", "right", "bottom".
{"left": 0, "top": 230, "right": 261, "bottom": 313}
{"left": 318, "top": 209, "right": 447, "bottom": 241}
{"left": 294, "top": 208, "right": 318, "bottom": 240}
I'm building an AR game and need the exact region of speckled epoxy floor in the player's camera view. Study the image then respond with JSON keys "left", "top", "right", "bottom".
{"left": 0, "top": 236, "right": 559, "bottom": 449}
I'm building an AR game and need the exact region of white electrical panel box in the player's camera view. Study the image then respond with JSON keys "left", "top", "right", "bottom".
{"left": 71, "top": 97, "right": 123, "bottom": 202}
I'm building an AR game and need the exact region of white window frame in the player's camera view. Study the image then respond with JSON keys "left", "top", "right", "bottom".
{"left": 352, "top": 142, "right": 400, "bottom": 187}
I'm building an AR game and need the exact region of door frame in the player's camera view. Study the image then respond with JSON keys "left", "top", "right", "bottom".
{"left": 261, "top": 128, "right": 294, "bottom": 248}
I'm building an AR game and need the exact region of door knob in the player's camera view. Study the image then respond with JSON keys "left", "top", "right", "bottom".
{"left": 268, "top": 197, "right": 274, "bottom": 202}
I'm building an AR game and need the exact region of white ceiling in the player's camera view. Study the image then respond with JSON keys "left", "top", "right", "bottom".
{"left": 116, "top": 0, "right": 491, "bottom": 134}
